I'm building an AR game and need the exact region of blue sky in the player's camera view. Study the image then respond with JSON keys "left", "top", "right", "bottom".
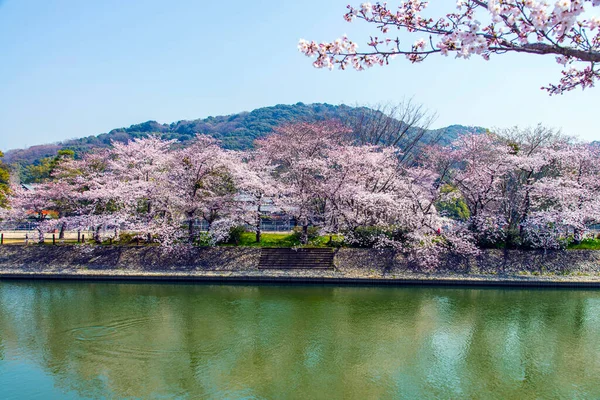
{"left": 0, "top": 0, "right": 598, "bottom": 151}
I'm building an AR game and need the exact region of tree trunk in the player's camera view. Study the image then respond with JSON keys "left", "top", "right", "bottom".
{"left": 147, "top": 201, "right": 152, "bottom": 243}
{"left": 188, "top": 214, "right": 195, "bottom": 243}
{"left": 36, "top": 213, "right": 45, "bottom": 243}
{"left": 301, "top": 223, "right": 309, "bottom": 245}
{"left": 256, "top": 226, "right": 262, "bottom": 244}
{"left": 114, "top": 226, "right": 120, "bottom": 241}
{"left": 59, "top": 222, "right": 66, "bottom": 240}
{"left": 37, "top": 227, "right": 45, "bottom": 244}
{"left": 255, "top": 204, "right": 262, "bottom": 243}
{"left": 518, "top": 181, "right": 532, "bottom": 245}
{"left": 94, "top": 226, "right": 102, "bottom": 244}
{"left": 574, "top": 228, "right": 584, "bottom": 244}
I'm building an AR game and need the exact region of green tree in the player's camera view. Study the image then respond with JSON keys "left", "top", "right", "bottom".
{"left": 0, "top": 151, "right": 10, "bottom": 208}
{"left": 436, "top": 184, "right": 470, "bottom": 221}
{"left": 23, "top": 149, "right": 75, "bottom": 183}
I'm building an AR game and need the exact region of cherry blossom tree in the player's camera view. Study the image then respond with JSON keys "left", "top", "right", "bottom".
{"left": 327, "top": 144, "right": 479, "bottom": 269}
{"left": 528, "top": 142, "right": 600, "bottom": 245}
{"left": 5, "top": 149, "right": 79, "bottom": 240}
{"left": 229, "top": 151, "right": 280, "bottom": 243}
{"left": 107, "top": 136, "right": 175, "bottom": 242}
{"left": 6, "top": 156, "right": 87, "bottom": 243}
{"left": 257, "top": 121, "right": 478, "bottom": 267}
{"left": 52, "top": 150, "right": 127, "bottom": 244}
{"left": 298, "top": 0, "right": 600, "bottom": 94}
{"left": 496, "top": 125, "right": 569, "bottom": 244}
{"left": 425, "top": 129, "right": 600, "bottom": 249}
{"left": 5, "top": 119, "right": 598, "bottom": 262}
{"left": 322, "top": 144, "right": 409, "bottom": 233}
{"left": 37, "top": 180, "right": 81, "bottom": 240}
{"left": 6, "top": 184, "right": 54, "bottom": 243}
{"left": 165, "top": 135, "right": 237, "bottom": 244}
{"left": 257, "top": 121, "right": 351, "bottom": 244}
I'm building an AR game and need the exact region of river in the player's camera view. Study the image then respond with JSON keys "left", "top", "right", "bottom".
{"left": 0, "top": 281, "right": 599, "bottom": 399}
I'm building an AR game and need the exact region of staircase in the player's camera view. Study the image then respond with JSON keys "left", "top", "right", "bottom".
{"left": 258, "top": 248, "right": 334, "bottom": 270}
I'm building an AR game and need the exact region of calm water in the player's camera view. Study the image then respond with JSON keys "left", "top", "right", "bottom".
{"left": 0, "top": 282, "right": 599, "bottom": 399}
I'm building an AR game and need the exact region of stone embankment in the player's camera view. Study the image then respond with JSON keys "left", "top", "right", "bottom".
{"left": 0, "top": 245, "right": 600, "bottom": 287}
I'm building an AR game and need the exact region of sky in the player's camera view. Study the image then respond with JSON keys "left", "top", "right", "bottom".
{"left": 0, "top": 0, "right": 598, "bottom": 151}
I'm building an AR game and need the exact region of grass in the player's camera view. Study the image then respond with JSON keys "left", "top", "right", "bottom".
{"left": 7, "top": 230, "right": 597, "bottom": 250}
{"left": 0, "top": 231, "right": 344, "bottom": 248}
{"left": 234, "top": 232, "right": 301, "bottom": 247}
{"left": 1, "top": 238, "right": 29, "bottom": 245}
{"left": 567, "top": 238, "right": 600, "bottom": 250}
{"left": 224, "top": 232, "right": 345, "bottom": 248}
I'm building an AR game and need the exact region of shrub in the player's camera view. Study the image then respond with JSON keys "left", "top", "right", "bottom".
{"left": 568, "top": 238, "right": 600, "bottom": 250}
{"left": 436, "top": 185, "right": 471, "bottom": 221}
{"left": 343, "top": 226, "right": 409, "bottom": 248}
{"left": 226, "top": 226, "right": 248, "bottom": 245}
{"left": 113, "top": 232, "right": 138, "bottom": 245}
{"left": 344, "top": 226, "right": 384, "bottom": 247}
{"left": 290, "top": 226, "right": 320, "bottom": 242}
{"left": 469, "top": 215, "right": 508, "bottom": 248}
{"left": 196, "top": 232, "right": 214, "bottom": 247}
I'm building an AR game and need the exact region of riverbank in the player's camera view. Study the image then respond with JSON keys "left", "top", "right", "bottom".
{"left": 1, "top": 245, "right": 600, "bottom": 287}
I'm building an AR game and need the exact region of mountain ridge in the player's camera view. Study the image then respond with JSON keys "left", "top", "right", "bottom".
{"left": 3, "top": 103, "right": 486, "bottom": 167}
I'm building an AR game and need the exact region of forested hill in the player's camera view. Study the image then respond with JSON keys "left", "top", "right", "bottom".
{"left": 4, "top": 103, "right": 485, "bottom": 167}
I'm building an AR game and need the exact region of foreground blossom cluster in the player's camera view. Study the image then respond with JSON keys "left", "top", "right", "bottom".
{"left": 4, "top": 121, "right": 600, "bottom": 269}
{"left": 298, "top": 0, "right": 600, "bottom": 94}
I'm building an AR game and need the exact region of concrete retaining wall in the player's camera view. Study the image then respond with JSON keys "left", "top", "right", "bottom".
{"left": 0, "top": 245, "right": 261, "bottom": 272}
{"left": 0, "top": 245, "right": 599, "bottom": 287}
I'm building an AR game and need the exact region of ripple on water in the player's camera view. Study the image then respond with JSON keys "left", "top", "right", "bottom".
{"left": 69, "top": 315, "right": 163, "bottom": 341}
{"left": 70, "top": 325, "right": 120, "bottom": 342}
{"left": 67, "top": 315, "right": 189, "bottom": 362}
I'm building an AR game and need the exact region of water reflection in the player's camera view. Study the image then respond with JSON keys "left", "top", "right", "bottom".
{"left": 0, "top": 282, "right": 599, "bottom": 399}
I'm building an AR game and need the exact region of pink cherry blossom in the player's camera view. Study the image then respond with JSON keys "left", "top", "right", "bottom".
{"left": 299, "top": 0, "right": 600, "bottom": 94}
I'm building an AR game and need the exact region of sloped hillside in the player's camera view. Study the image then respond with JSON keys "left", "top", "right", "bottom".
{"left": 4, "top": 103, "right": 485, "bottom": 169}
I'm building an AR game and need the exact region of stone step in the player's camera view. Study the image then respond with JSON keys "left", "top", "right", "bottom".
{"left": 258, "top": 248, "right": 334, "bottom": 270}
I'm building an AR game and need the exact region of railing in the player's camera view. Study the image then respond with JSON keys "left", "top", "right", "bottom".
{"left": 3, "top": 218, "right": 599, "bottom": 237}
{"left": 0, "top": 222, "right": 39, "bottom": 231}
{"left": 0, "top": 218, "right": 296, "bottom": 244}
{"left": 194, "top": 220, "right": 294, "bottom": 232}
